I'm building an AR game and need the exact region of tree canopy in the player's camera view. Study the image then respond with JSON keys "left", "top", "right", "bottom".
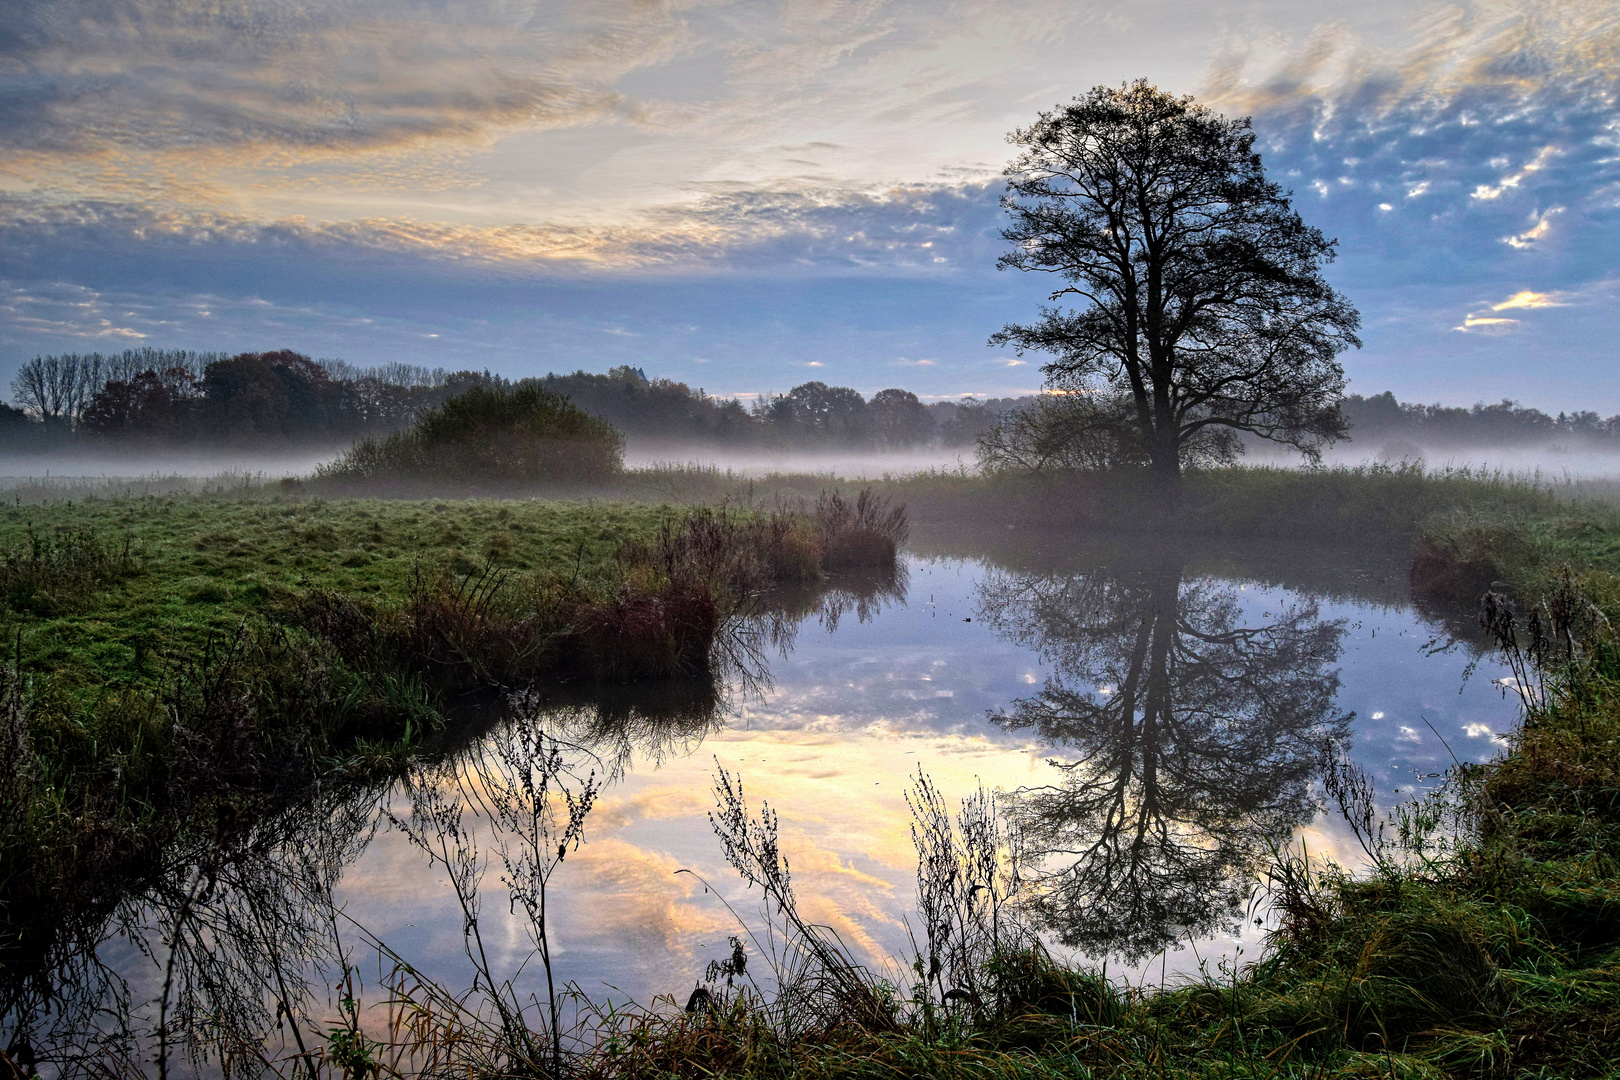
{"left": 992, "top": 80, "right": 1361, "bottom": 480}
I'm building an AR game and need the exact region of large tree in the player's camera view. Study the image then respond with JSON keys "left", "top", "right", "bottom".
{"left": 992, "top": 80, "right": 1361, "bottom": 482}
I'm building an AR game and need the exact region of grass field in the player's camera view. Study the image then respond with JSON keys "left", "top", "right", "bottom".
{"left": 0, "top": 495, "right": 675, "bottom": 696}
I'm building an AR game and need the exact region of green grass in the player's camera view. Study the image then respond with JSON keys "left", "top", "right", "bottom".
{"left": 0, "top": 494, "right": 675, "bottom": 696}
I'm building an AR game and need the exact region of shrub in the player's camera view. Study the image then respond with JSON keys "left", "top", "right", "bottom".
{"left": 320, "top": 384, "right": 623, "bottom": 488}
{"left": 0, "top": 529, "right": 138, "bottom": 615}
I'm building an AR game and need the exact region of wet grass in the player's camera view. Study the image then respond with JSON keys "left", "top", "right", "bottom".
{"left": 0, "top": 496, "right": 674, "bottom": 696}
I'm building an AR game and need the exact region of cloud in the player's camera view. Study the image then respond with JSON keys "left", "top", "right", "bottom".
{"left": 1455, "top": 284, "right": 1579, "bottom": 330}
{"left": 1203, "top": 0, "right": 1620, "bottom": 294}
{"left": 0, "top": 181, "right": 1006, "bottom": 276}
{"left": 0, "top": 0, "right": 681, "bottom": 159}
{"left": 1453, "top": 314, "right": 1519, "bottom": 333}
{"left": 1503, "top": 206, "right": 1564, "bottom": 249}
{"left": 0, "top": 282, "right": 149, "bottom": 341}
{"left": 1492, "top": 289, "right": 1570, "bottom": 310}
{"left": 1473, "top": 147, "right": 1560, "bottom": 201}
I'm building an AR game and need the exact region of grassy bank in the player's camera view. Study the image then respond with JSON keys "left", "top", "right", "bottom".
{"left": 0, "top": 489, "right": 906, "bottom": 1006}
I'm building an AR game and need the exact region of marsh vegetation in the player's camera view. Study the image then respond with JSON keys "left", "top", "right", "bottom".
{"left": 4, "top": 79, "right": 1620, "bottom": 1080}
{"left": 0, "top": 478, "right": 1595, "bottom": 1075}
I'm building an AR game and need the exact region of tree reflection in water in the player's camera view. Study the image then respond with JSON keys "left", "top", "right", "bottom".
{"left": 979, "top": 553, "right": 1351, "bottom": 962}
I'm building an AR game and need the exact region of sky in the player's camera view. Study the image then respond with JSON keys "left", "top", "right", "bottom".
{"left": 2, "top": 0, "right": 1617, "bottom": 410}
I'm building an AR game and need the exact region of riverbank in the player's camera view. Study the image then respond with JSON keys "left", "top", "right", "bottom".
{"left": 0, "top": 490, "right": 906, "bottom": 1011}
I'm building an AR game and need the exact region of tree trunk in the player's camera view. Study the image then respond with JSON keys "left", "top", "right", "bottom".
{"left": 1148, "top": 429, "right": 1182, "bottom": 488}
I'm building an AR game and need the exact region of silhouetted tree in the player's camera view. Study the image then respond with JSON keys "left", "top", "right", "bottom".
{"left": 197, "top": 351, "right": 359, "bottom": 441}
{"left": 979, "top": 554, "right": 1349, "bottom": 960}
{"left": 759, "top": 381, "right": 871, "bottom": 444}
{"left": 1338, "top": 391, "right": 1617, "bottom": 450}
{"left": 79, "top": 368, "right": 200, "bottom": 438}
{"left": 536, "top": 367, "right": 758, "bottom": 444}
{"left": 933, "top": 396, "right": 997, "bottom": 446}
{"left": 868, "top": 388, "right": 934, "bottom": 446}
{"left": 10, "top": 355, "right": 95, "bottom": 427}
{"left": 992, "top": 81, "right": 1361, "bottom": 483}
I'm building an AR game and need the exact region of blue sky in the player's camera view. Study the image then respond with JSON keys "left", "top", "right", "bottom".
{"left": 2, "top": 0, "right": 1616, "bottom": 410}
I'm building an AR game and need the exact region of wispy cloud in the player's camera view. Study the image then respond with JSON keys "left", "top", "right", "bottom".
{"left": 1504, "top": 206, "right": 1564, "bottom": 249}
{"left": 0, "top": 182, "right": 1005, "bottom": 275}
{"left": 1453, "top": 313, "right": 1519, "bottom": 333}
{"left": 0, "top": 0, "right": 679, "bottom": 159}
{"left": 1473, "top": 148, "right": 1560, "bottom": 201}
{"left": 1492, "top": 289, "right": 1571, "bottom": 310}
{"left": 1455, "top": 285, "right": 1578, "bottom": 331}
{"left": 0, "top": 282, "right": 149, "bottom": 342}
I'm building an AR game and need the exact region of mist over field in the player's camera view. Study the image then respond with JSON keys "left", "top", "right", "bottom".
{"left": 622, "top": 442, "right": 976, "bottom": 479}
{"left": 0, "top": 447, "right": 339, "bottom": 485}
{"left": 6, "top": 438, "right": 1620, "bottom": 491}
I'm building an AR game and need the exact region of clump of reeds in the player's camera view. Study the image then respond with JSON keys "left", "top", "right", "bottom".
{"left": 1409, "top": 515, "right": 1541, "bottom": 603}
{"left": 815, "top": 489, "right": 909, "bottom": 570}
{"left": 296, "top": 495, "right": 910, "bottom": 694}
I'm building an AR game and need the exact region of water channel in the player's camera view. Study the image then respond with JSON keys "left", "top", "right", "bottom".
{"left": 10, "top": 526, "right": 1521, "bottom": 1074}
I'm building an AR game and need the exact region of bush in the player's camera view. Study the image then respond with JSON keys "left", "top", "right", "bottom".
{"left": 320, "top": 384, "right": 623, "bottom": 488}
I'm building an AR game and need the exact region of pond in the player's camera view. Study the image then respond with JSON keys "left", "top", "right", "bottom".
{"left": 8, "top": 528, "right": 1520, "bottom": 1075}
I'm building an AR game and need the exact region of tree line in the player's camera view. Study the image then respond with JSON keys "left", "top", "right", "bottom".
{"left": 0, "top": 349, "right": 1022, "bottom": 451}
{"left": 1338, "top": 392, "right": 1620, "bottom": 450}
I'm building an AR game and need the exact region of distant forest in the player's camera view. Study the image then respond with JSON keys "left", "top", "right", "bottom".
{"left": 0, "top": 349, "right": 1015, "bottom": 451}
{"left": 1338, "top": 392, "right": 1620, "bottom": 451}
{"left": 1, "top": 347, "right": 1616, "bottom": 455}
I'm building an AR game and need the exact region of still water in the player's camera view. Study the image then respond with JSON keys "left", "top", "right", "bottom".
{"left": 18, "top": 531, "right": 1520, "bottom": 1071}
{"left": 340, "top": 537, "right": 1514, "bottom": 1000}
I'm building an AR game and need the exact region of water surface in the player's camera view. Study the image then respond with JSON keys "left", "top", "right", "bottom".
{"left": 12, "top": 531, "right": 1520, "bottom": 1072}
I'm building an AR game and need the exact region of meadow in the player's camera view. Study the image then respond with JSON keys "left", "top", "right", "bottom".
{"left": 3, "top": 460, "right": 1619, "bottom": 1078}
